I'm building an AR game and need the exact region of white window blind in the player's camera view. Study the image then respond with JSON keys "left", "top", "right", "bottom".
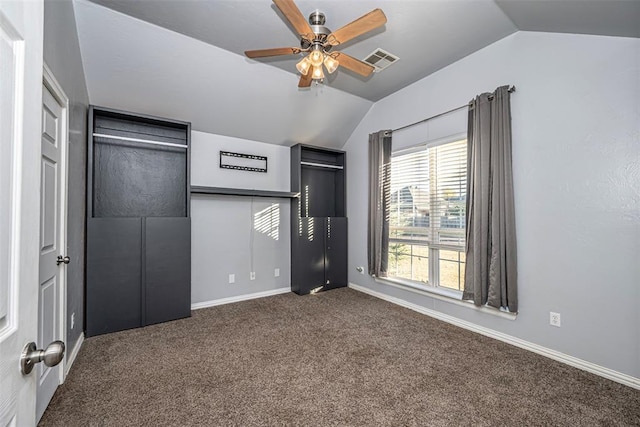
{"left": 389, "top": 149, "right": 430, "bottom": 244}
{"left": 389, "top": 139, "right": 467, "bottom": 251}
{"left": 388, "top": 138, "right": 467, "bottom": 289}
{"left": 431, "top": 140, "right": 467, "bottom": 249}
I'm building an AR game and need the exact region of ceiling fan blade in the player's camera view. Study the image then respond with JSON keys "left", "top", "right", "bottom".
{"left": 245, "top": 47, "right": 301, "bottom": 58}
{"left": 273, "top": 0, "right": 314, "bottom": 40}
{"left": 327, "top": 8, "right": 387, "bottom": 46}
{"left": 298, "top": 70, "right": 313, "bottom": 88}
{"left": 333, "top": 52, "right": 375, "bottom": 77}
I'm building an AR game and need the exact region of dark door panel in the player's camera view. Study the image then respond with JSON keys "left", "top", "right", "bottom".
{"left": 145, "top": 217, "right": 191, "bottom": 325}
{"left": 86, "top": 218, "right": 142, "bottom": 336}
{"left": 292, "top": 217, "right": 326, "bottom": 295}
{"left": 325, "top": 217, "right": 348, "bottom": 290}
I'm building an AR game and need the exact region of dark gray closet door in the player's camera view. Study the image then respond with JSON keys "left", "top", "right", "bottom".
{"left": 86, "top": 218, "right": 142, "bottom": 336}
{"left": 144, "top": 217, "right": 191, "bottom": 325}
{"left": 325, "top": 217, "right": 348, "bottom": 290}
{"left": 292, "top": 217, "right": 326, "bottom": 294}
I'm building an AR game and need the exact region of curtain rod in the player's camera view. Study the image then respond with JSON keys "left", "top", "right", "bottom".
{"left": 387, "top": 85, "right": 516, "bottom": 135}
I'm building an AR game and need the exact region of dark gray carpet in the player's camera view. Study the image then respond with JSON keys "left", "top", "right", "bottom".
{"left": 40, "top": 288, "right": 639, "bottom": 426}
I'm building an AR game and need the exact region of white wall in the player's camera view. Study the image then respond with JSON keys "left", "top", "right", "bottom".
{"left": 343, "top": 32, "right": 640, "bottom": 379}
{"left": 191, "top": 131, "right": 291, "bottom": 304}
{"left": 44, "top": 0, "right": 90, "bottom": 348}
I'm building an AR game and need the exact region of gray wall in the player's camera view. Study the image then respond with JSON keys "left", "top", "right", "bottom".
{"left": 43, "top": 0, "right": 90, "bottom": 347}
{"left": 191, "top": 131, "right": 291, "bottom": 304}
{"left": 72, "top": 0, "right": 372, "bottom": 149}
{"left": 343, "top": 32, "right": 640, "bottom": 379}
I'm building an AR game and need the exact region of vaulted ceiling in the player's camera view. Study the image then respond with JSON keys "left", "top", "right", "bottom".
{"left": 74, "top": 0, "right": 639, "bottom": 148}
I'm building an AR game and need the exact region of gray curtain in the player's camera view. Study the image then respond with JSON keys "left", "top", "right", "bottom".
{"left": 463, "top": 86, "right": 518, "bottom": 312}
{"left": 368, "top": 130, "right": 392, "bottom": 277}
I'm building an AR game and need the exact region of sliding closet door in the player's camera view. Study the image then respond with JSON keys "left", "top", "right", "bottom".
{"left": 145, "top": 217, "right": 191, "bottom": 325}
{"left": 86, "top": 218, "right": 142, "bottom": 336}
{"left": 324, "top": 217, "right": 347, "bottom": 290}
{"left": 292, "top": 217, "right": 326, "bottom": 294}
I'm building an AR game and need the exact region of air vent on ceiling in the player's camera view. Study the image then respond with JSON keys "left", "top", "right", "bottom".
{"left": 363, "top": 49, "right": 399, "bottom": 72}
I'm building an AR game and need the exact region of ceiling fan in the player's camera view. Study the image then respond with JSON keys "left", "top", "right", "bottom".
{"left": 245, "top": 0, "right": 387, "bottom": 87}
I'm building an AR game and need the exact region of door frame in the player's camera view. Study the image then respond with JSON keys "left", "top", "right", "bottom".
{"left": 42, "top": 62, "right": 69, "bottom": 383}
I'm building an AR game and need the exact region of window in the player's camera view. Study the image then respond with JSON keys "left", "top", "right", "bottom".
{"left": 387, "top": 138, "right": 467, "bottom": 292}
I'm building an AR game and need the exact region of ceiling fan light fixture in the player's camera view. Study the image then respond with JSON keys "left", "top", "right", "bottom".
{"left": 312, "top": 65, "right": 325, "bottom": 80}
{"left": 296, "top": 56, "right": 311, "bottom": 75}
{"left": 309, "top": 48, "right": 324, "bottom": 67}
{"left": 324, "top": 55, "right": 339, "bottom": 74}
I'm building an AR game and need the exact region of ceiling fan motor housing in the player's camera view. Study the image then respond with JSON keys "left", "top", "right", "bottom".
{"left": 308, "top": 10, "right": 331, "bottom": 47}
{"left": 309, "top": 10, "right": 325, "bottom": 25}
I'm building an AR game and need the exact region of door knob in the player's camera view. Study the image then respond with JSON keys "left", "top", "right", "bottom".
{"left": 56, "top": 255, "right": 70, "bottom": 265}
{"left": 20, "top": 341, "right": 65, "bottom": 375}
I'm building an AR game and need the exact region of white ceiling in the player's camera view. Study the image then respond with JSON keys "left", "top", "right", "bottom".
{"left": 73, "top": 0, "right": 639, "bottom": 148}
{"left": 85, "top": 0, "right": 519, "bottom": 102}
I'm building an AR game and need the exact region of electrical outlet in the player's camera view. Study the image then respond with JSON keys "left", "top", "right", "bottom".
{"left": 71, "top": 312, "right": 75, "bottom": 329}
{"left": 550, "top": 312, "right": 561, "bottom": 327}
{"left": 229, "top": 274, "right": 235, "bottom": 284}
{"left": 274, "top": 268, "right": 280, "bottom": 277}
{"left": 250, "top": 272, "right": 256, "bottom": 280}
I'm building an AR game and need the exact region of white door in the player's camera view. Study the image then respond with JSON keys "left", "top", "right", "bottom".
{"left": 0, "top": 1, "right": 46, "bottom": 426}
{"left": 36, "top": 82, "right": 67, "bottom": 422}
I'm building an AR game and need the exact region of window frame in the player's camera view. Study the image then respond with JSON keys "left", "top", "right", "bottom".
{"left": 387, "top": 132, "right": 468, "bottom": 295}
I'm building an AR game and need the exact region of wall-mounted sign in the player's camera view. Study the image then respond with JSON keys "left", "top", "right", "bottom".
{"left": 219, "top": 151, "right": 267, "bottom": 173}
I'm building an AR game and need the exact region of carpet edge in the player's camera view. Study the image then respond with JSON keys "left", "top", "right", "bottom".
{"left": 348, "top": 282, "right": 640, "bottom": 390}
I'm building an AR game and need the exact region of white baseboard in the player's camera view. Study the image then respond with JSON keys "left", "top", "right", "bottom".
{"left": 63, "top": 332, "right": 84, "bottom": 380}
{"left": 191, "top": 287, "right": 291, "bottom": 310}
{"left": 348, "top": 282, "right": 640, "bottom": 390}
